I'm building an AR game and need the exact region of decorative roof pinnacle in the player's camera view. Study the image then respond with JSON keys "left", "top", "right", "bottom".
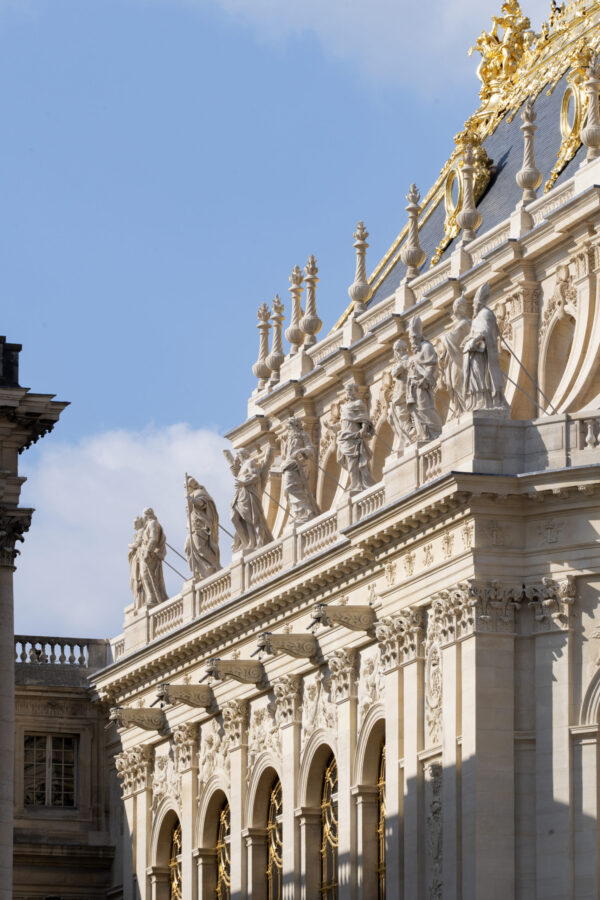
{"left": 252, "top": 302, "right": 271, "bottom": 390}
{"left": 285, "top": 265, "right": 305, "bottom": 355}
{"left": 266, "top": 294, "right": 285, "bottom": 390}
{"left": 516, "top": 98, "right": 542, "bottom": 204}
{"left": 581, "top": 51, "right": 600, "bottom": 162}
{"left": 400, "top": 184, "right": 426, "bottom": 279}
{"left": 348, "top": 221, "right": 373, "bottom": 316}
{"left": 300, "top": 255, "right": 322, "bottom": 346}
{"left": 456, "top": 143, "right": 482, "bottom": 243}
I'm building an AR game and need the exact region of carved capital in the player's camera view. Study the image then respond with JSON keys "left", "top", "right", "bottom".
{"left": 526, "top": 574, "right": 576, "bottom": 630}
{"left": 327, "top": 648, "right": 359, "bottom": 703}
{"left": 273, "top": 674, "right": 303, "bottom": 727}
{"left": 222, "top": 699, "right": 249, "bottom": 748}
{"left": 173, "top": 722, "right": 197, "bottom": 772}
{"left": 115, "top": 745, "right": 153, "bottom": 797}
{"left": 257, "top": 631, "right": 318, "bottom": 660}
{"left": 375, "top": 609, "right": 424, "bottom": 671}
{"left": 430, "top": 580, "right": 523, "bottom": 639}
{"left": 507, "top": 284, "right": 540, "bottom": 318}
{"left": 0, "top": 507, "right": 32, "bottom": 568}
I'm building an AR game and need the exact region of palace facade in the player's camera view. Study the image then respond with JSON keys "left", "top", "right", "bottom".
{"left": 13, "top": 2, "right": 600, "bottom": 899}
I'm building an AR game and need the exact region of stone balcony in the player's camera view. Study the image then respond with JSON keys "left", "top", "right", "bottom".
{"left": 116, "top": 408, "right": 600, "bottom": 657}
{"left": 14, "top": 635, "right": 111, "bottom": 686}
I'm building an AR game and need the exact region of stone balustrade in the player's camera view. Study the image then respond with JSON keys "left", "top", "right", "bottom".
{"left": 150, "top": 596, "right": 184, "bottom": 639}
{"left": 298, "top": 510, "right": 339, "bottom": 557}
{"left": 14, "top": 635, "right": 110, "bottom": 684}
{"left": 353, "top": 483, "right": 386, "bottom": 522}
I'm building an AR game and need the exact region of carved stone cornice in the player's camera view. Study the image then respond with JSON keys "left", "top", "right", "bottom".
{"left": 311, "top": 603, "right": 375, "bottom": 633}
{"left": 256, "top": 631, "right": 318, "bottom": 660}
{"left": 525, "top": 574, "right": 576, "bottom": 631}
{"left": 272, "top": 674, "right": 303, "bottom": 727}
{"left": 204, "top": 658, "right": 265, "bottom": 687}
{"left": 375, "top": 609, "right": 425, "bottom": 672}
{"left": 173, "top": 722, "right": 197, "bottom": 772}
{"left": 0, "top": 506, "right": 32, "bottom": 567}
{"left": 222, "top": 699, "right": 249, "bottom": 749}
{"left": 327, "top": 648, "right": 359, "bottom": 703}
{"left": 110, "top": 707, "right": 168, "bottom": 735}
{"left": 157, "top": 683, "right": 213, "bottom": 709}
{"left": 115, "top": 745, "right": 153, "bottom": 797}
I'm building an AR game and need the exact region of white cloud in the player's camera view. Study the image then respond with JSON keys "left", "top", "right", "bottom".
{"left": 14, "top": 424, "right": 233, "bottom": 639}
{"left": 184, "top": 0, "right": 552, "bottom": 87}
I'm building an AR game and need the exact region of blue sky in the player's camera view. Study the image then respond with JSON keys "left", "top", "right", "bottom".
{"left": 4, "top": 0, "right": 550, "bottom": 637}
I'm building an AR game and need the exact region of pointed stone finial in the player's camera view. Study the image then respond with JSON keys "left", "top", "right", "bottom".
{"left": 348, "top": 221, "right": 373, "bottom": 316}
{"left": 516, "top": 99, "right": 542, "bottom": 204}
{"left": 285, "top": 265, "right": 304, "bottom": 354}
{"left": 400, "top": 184, "right": 426, "bottom": 279}
{"left": 252, "top": 302, "right": 271, "bottom": 390}
{"left": 266, "top": 294, "right": 285, "bottom": 389}
{"left": 457, "top": 144, "right": 482, "bottom": 243}
{"left": 300, "top": 255, "right": 322, "bottom": 346}
{"left": 581, "top": 51, "right": 600, "bottom": 162}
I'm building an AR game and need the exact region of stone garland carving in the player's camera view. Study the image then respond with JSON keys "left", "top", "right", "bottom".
{"left": 425, "top": 761, "right": 443, "bottom": 900}
{"left": 375, "top": 609, "right": 424, "bottom": 672}
{"left": 301, "top": 671, "right": 336, "bottom": 747}
{"left": 173, "top": 722, "right": 197, "bottom": 772}
{"left": 327, "top": 648, "right": 359, "bottom": 703}
{"left": 184, "top": 476, "right": 221, "bottom": 578}
{"left": 358, "top": 652, "right": 384, "bottom": 728}
{"left": 540, "top": 264, "right": 577, "bottom": 345}
{"left": 115, "top": 746, "right": 153, "bottom": 798}
{"left": 335, "top": 383, "right": 375, "bottom": 495}
{"left": 280, "top": 416, "right": 319, "bottom": 524}
{"left": 424, "top": 602, "right": 444, "bottom": 745}
{"left": 272, "top": 674, "right": 303, "bottom": 727}
{"left": 223, "top": 445, "right": 274, "bottom": 552}
{"left": 129, "top": 507, "right": 168, "bottom": 610}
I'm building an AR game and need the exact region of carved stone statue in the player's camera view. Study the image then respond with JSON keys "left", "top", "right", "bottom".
{"left": 388, "top": 339, "right": 415, "bottom": 450}
{"left": 439, "top": 297, "right": 471, "bottom": 417}
{"left": 128, "top": 516, "right": 145, "bottom": 608}
{"left": 462, "top": 283, "right": 509, "bottom": 413}
{"left": 336, "top": 383, "right": 375, "bottom": 495}
{"left": 224, "top": 446, "right": 274, "bottom": 552}
{"left": 281, "top": 417, "right": 319, "bottom": 524}
{"left": 138, "top": 508, "right": 168, "bottom": 608}
{"left": 406, "top": 316, "right": 442, "bottom": 441}
{"left": 184, "top": 476, "right": 221, "bottom": 578}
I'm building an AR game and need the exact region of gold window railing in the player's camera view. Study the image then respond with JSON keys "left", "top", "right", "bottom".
{"left": 216, "top": 801, "right": 231, "bottom": 900}
{"left": 320, "top": 754, "right": 338, "bottom": 899}
{"left": 266, "top": 777, "right": 283, "bottom": 900}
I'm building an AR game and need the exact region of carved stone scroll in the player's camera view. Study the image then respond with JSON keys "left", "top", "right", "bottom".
{"left": 204, "top": 658, "right": 265, "bottom": 687}
{"left": 110, "top": 707, "right": 168, "bottom": 736}
{"left": 256, "top": 631, "right": 318, "bottom": 660}
{"left": 157, "top": 683, "right": 213, "bottom": 709}
{"left": 312, "top": 603, "right": 376, "bottom": 633}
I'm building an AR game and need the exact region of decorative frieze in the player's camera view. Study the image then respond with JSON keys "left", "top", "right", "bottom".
{"left": 247, "top": 704, "right": 281, "bottom": 777}
{"left": 198, "top": 718, "right": 229, "bottom": 787}
{"left": 153, "top": 749, "right": 181, "bottom": 811}
{"left": 327, "top": 648, "right": 359, "bottom": 703}
{"left": 358, "top": 651, "right": 383, "bottom": 728}
{"left": 115, "top": 746, "right": 153, "bottom": 797}
{"left": 301, "top": 671, "right": 336, "bottom": 746}
{"left": 375, "top": 609, "right": 424, "bottom": 672}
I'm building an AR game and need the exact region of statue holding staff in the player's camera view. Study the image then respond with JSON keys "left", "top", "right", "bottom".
{"left": 224, "top": 446, "right": 274, "bottom": 551}
{"left": 462, "top": 283, "right": 508, "bottom": 412}
{"left": 184, "top": 476, "right": 221, "bottom": 578}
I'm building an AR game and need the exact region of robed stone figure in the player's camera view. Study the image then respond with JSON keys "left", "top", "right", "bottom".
{"left": 462, "top": 283, "right": 508, "bottom": 412}
{"left": 406, "top": 316, "right": 442, "bottom": 441}
{"left": 281, "top": 417, "right": 319, "bottom": 524}
{"left": 224, "top": 446, "right": 274, "bottom": 552}
{"left": 336, "top": 383, "right": 375, "bottom": 495}
{"left": 137, "top": 507, "right": 168, "bottom": 608}
{"left": 128, "top": 515, "right": 145, "bottom": 609}
{"left": 184, "top": 476, "right": 221, "bottom": 578}
{"left": 439, "top": 296, "right": 471, "bottom": 416}
{"left": 388, "top": 339, "right": 415, "bottom": 451}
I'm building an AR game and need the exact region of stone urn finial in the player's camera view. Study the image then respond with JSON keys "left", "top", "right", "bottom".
{"left": 266, "top": 294, "right": 285, "bottom": 389}
{"left": 457, "top": 143, "right": 482, "bottom": 243}
{"left": 348, "top": 221, "right": 373, "bottom": 316}
{"left": 400, "top": 184, "right": 426, "bottom": 279}
{"left": 300, "top": 255, "right": 322, "bottom": 345}
{"left": 516, "top": 99, "right": 542, "bottom": 204}
{"left": 285, "top": 265, "right": 305, "bottom": 354}
{"left": 252, "top": 302, "right": 271, "bottom": 390}
{"left": 582, "top": 51, "right": 600, "bottom": 162}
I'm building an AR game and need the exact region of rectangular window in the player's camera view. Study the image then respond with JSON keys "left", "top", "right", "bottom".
{"left": 23, "top": 734, "right": 77, "bottom": 808}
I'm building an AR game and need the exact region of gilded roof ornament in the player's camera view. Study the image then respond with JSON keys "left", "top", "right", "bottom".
{"left": 469, "top": 0, "right": 533, "bottom": 105}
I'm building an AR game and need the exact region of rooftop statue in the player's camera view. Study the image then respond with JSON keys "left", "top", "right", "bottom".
{"left": 137, "top": 507, "right": 168, "bottom": 609}
{"left": 336, "top": 382, "right": 375, "bottom": 495}
{"left": 388, "top": 339, "right": 415, "bottom": 451}
{"left": 469, "top": 0, "right": 532, "bottom": 101}
{"left": 439, "top": 297, "right": 471, "bottom": 418}
{"left": 184, "top": 476, "right": 221, "bottom": 579}
{"left": 224, "top": 446, "right": 274, "bottom": 552}
{"left": 128, "top": 515, "right": 145, "bottom": 609}
{"left": 462, "top": 283, "right": 509, "bottom": 413}
{"left": 406, "top": 316, "right": 443, "bottom": 442}
{"left": 281, "top": 416, "right": 319, "bottom": 525}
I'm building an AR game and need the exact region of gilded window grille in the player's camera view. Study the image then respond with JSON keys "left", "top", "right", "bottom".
{"left": 266, "top": 777, "right": 283, "bottom": 900}
{"left": 216, "top": 801, "right": 231, "bottom": 900}
{"left": 169, "top": 821, "right": 182, "bottom": 900}
{"left": 320, "top": 754, "right": 338, "bottom": 899}
{"left": 376, "top": 744, "right": 386, "bottom": 900}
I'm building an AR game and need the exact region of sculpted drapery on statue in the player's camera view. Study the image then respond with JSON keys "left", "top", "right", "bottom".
{"left": 406, "top": 316, "right": 442, "bottom": 442}
{"left": 439, "top": 297, "right": 471, "bottom": 417}
{"left": 462, "top": 283, "right": 509, "bottom": 412}
{"left": 281, "top": 417, "right": 319, "bottom": 524}
{"left": 388, "top": 339, "right": 415, "bottom": 451}
{"left": 131, "top": 508, "right": 168, "bottom": 609}
{"left": 184, "top": 476, "right": 221, "bottom": 578}
{"left": 224, "top": 446, "right": 274, "bottom": 551}
{"left": 336, "top": 382, "right": 375, "bottom": 495}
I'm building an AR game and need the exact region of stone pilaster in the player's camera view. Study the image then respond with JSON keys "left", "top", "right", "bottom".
{"left": 115, "top": 746, "right": 154, "bottom": 900}
{"left": 174, "top": 723, "right": 198, "bottom": 900}
{"left": 222, "top": 699, "right": 249, "bottom": 899}
{"left": 273, "top": 675, "right": 302, "bottom": 900}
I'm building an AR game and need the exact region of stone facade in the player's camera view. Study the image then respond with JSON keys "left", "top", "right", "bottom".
{"left": 14, "top": 2, "right": 600, "bottom": 898}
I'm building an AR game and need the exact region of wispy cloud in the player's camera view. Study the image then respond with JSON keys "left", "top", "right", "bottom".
{"left": 181, "top": 0, "right": 552, "bottom": 87}
{"left": 15, "top": 424, "right": 232, "bottom": 638}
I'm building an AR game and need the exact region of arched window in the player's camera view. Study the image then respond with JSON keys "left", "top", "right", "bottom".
{"left": 376, "top": 743, "right": 386, "bottom": 900}
{"left": 266, "top": 776, "right": 283, "bottom": 900}
{"left": 169, "top": 820, "right": 182, "bottom": 900}
{"left": 216, "top": 801, "right": 231, "bottom": 900}
{"left": 320, "top": 753, "right": 338, "bottom": 899}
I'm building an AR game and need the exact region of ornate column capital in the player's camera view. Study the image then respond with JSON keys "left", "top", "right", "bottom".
{"left": 0, "top": 506, "right": 32, "bottom": 568}
{"left": 222, "top": 698, "right": 249, "bottom": 749}
{"left": 115, "top": 745, "right": 154, "bottom": 798}
{"left": 525, "top": 574, "right": 576, "bottom": 631}
{"left": 173, "top": 722, "right": 198, "bottom": 773}
{"left": 375, "top": 608, "right": 424, "bottom": 672}
{"left": 327, "top": 647, "right": 359, "bottom": 703}
{"left": 272, "top": 674, "right": 303, "bottom": 727}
